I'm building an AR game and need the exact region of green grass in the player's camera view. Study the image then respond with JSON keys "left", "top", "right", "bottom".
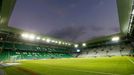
{"left": 2, "top": 56, "right": 134, "bottom": 75}
{"left": 2, "top": 67, "right": 32, "bottom": 75}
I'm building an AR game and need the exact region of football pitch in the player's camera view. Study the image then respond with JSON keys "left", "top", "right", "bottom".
{"left": 2, "top": 56, "right": 134, "bottom": 75}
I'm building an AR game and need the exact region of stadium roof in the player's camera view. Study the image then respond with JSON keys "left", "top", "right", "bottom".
{"left": 0, "top": 0, "right": 133, "bottom": 44}
{"left": 117, "top": 0, "right": 133, "bottom": 35}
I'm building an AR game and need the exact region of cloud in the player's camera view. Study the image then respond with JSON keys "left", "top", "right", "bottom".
{"left": 48, "top": 25, "right": 87, "bottom": 42}
{"left": 47, "top": 23, "right": 119, "bottom": 42}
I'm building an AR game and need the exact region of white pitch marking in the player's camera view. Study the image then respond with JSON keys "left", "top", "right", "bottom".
{"left": 126, "top": 57, "right": 134, "bottom": 64}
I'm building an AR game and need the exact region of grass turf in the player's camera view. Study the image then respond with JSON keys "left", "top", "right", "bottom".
{"left": 2, "top": 56, "right": 134, "bottom": 75}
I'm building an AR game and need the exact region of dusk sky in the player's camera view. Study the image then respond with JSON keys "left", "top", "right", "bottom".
{"left": 9, "top": 0, "right": 120, "bottom": 42}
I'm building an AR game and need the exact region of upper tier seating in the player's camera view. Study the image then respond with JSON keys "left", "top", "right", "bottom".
{"left": 78, "top": 43, "right": 132, "bottom": 58}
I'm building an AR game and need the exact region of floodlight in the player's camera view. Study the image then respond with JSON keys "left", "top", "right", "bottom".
{"left": 46, "top": 38, "right": 51, "bottom": 43}
{"left": 21, "top": 33, "right": 29, "bottom": 38}
{"left": 29, "top": 34, "right": 35, "bottom": 40}
{"left": 74, "top": 44, "right": 79, "bottom": 48}
{"left": 112, "top": 36, "right": 120, "bottom": 42}
{"left": 82, "top": 43, "right": 86, "bottom": 47}
{"left": 42, "top": 38, "right": 46, "bottom": 41}
{"left": 77, "top": 49, "right": 80, "bottom": 52}
{"left": 36, "top": 37, "right": 41, "bottom": 40}
{"left": 58, "top": 41, "right": 61, "bottom": 44}
{"left": 51, "top": 40, "right": 55, "bottom": 43}
{"left": 68, "top": 43, "right": 71, "bottom": 46}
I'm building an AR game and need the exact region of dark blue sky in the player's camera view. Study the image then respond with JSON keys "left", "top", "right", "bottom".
{"left": 9, "top": 0, "right": 119, "bottom": 42}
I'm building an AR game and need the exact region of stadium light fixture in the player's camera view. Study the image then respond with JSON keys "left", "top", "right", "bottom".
{"left": 51, "top": 40, "right": 55, "bottom": 43}
{"left": 58, "top": 41, "right": 61, "bottom": 44}
{"left": 62, "top": 42, "right": 65, "bottom": 45}
{"left": 29, "top": 34, "right": 36, "bottom": 40}
{"left": 21, "top": 33, "right": 29, "bottom": 38}
{"left": 68, "top": 43, "right": 71, "bottom": 46}
{"left": 77, "top": 49, "right": 80, "bottom": 52}
{"left": 46, "top": 38, "right": 51, "bottom": 43}
{"left": 112, "top": 36, "right": 120, "bottom": 42}
{"left": 36, "top": 37, "right": 41, "bottom": 40}
{"left": 42, "top": 38, "right": 46, "bottom": 41}
{"left": 82, "top": 43, "right": 86, "bottom": 47}
{"left": 21, "top": 33, "right": 36, "bottom": 40}
{"left": 55, "top": 41, "right": 58, "bottom": 43}
{"left": 74, "top": 44, "right": 79, "bottom": 48}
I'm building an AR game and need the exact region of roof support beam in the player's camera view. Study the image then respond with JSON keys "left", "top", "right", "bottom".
{"left": 0, "top": 0, "right": 16, "bottom": 28}
{"left": 116, "top": 0, "right": 133, "bottom": 35}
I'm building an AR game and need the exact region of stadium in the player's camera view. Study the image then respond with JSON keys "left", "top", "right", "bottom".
{"left": 0, "top": 0, "right": 134, "bottom": 75}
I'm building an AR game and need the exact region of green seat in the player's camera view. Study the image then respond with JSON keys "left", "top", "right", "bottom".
{"left": 4, "top": 42, "right": 13, "bottom": 49}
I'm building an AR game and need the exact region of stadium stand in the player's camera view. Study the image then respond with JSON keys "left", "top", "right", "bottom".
{"left": 78, "top": 42, "right": 132, "bottom": 58}
{"left": 0, "top": 30, "right": 73, "bottom": 62}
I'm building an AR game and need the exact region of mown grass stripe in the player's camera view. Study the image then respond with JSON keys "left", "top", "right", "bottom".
{"left": 126, "top": 57, "right": 134, "bottom": 64}
{"left": 44, "top": 64, "right": 119, "bottom": 75}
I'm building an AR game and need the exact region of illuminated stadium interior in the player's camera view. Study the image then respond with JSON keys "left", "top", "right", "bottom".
{"left": 0, "top": 0, "right": 134, "bottom": 75}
